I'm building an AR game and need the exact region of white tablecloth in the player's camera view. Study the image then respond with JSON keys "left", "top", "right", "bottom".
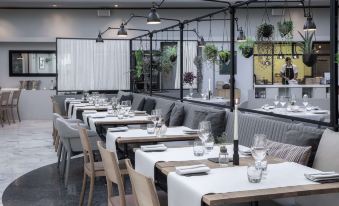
{"left": 64, "top": 98, "right": 81, "bottom": 111}
{"left": 168, "top": 162, "right": 319, "bottom": 206}
{"left": 88, "top": 113, "right": 150, "bottom": 131}
{"left": 256, "top": 107, "right": 329, "bottom": 121}
{"left": 106, "top": 126, "right": 192, "bottom": 153}
{"left": 68, "top": 104, "right": 110, "bottom": 119}
{"left": 135, "top": 145, "right": 247, "bottom": 180}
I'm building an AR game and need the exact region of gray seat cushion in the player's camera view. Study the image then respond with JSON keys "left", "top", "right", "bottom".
{"left": 131, "top": 93, "right": 145, "bottom": 111}
{"left": 169, "top": 105, "right": 185, "bottom": 127}
{"left": 143, "top": 98, "right": 156, "bottom": 114}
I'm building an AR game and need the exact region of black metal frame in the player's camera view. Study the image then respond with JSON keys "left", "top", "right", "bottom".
{"left": 9, "top": 50, "right": 57, "bottom": 77}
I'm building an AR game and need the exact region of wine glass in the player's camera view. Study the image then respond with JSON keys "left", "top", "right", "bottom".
{"left": 251, "top": 134, "right": 267, "bottom": 163}
{"left": 124, "top": 100, "right": 132, "bottom": 113}
{"left": 198, "top": 121, "right": 211, "bottom": 143}
{"left": 280, "top": 96, "right": 286, "bottom": 108}
{"left": 151, "top": 109, "right": 162, "bottom": 126}
{"left": 302, "top": 94, "right": 309, "bottom": 108}
{"left": 273, "top": 95, "right": 279, "bottom": 108}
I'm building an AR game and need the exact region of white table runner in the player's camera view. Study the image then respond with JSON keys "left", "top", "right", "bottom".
{"left": 88, "top": 113, "right": 150, "bottom": 131}
{"left": 168, "top": 162, "right": 319, "bottom": 206}
{"left": 135, "top": 145, "right": 247, "bottom": 180}
{"left": 106, "top": 126, "right": 192, "bottom": 153}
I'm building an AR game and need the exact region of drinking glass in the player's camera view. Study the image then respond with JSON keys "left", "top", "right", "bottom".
{"left": 204, "top": 134, "right": 214, "bottom": 154}
{"left": 193, "top": 141, "right": 205, "bottom": 156}
{"left": 124, "top": 100, "right": 132, "bottom": 113}
{"left": 151, "top": 109, "right": 162, "bottom": 126}
{"left": 280, "top": 96, "right": 286, "bottom": 107}
{"left": 251, "top": 134, "right": 267, "bottom": 163}
{"left": 273, "top": 95, "right": 279, "bottom": 108}
{"left": 198, "top": 121, "right": 211, "bottom": 143}
{"left": 247, "top": 163, "right": 263, "bottom": 183}
{"left": 303, "top": 94, "right": 309, "bottom": 107}
{"left": 147, "top": 123, "right": 155, "bottom": 134}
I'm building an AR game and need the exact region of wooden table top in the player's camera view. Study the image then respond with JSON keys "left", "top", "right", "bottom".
{"left": 155, "top": 157, "right": 339, "bottom": 205}
{"left": 116, "top": 133, "right": 199, "bottom": 144}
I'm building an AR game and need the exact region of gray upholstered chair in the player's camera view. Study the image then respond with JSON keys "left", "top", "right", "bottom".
{"left": 55, "top": 118, "right": 99, "bottom": 187}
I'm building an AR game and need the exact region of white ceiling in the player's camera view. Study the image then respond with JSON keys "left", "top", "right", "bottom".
{"left": 0, "top": 0, "right": 330, "bottom": 8}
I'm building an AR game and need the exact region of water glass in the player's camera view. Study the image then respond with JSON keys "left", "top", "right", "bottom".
{"left": 117, "top": 110, "right": 124, "bottom": 119}
{"left": 204, "top": 135, "right": 214, "bottom": 154}
{"left": 256, "top": 160, "right": 268, "bottom": 178}
{"left": 147, "top": 123, "right": 155, "bottom": 134}
{"left": 273, "top": 95, "right": 279, "bottom": 108}
{"left": 251, "top": 134, "right": 267, "bottom": 162}
{"left": 193, "top": 141, "right": 205, "bottom": 156}
{"left": 247, "top": 164, "right": 263, "bottom": 183}
{"left": 303, "top": 94, "right": 309, "bottom": 107}
{"left": 280, "top": 96, "right": 286, "bottom": 107}
{"left": 198, "top": 121, "right": 211, "bottom": 143}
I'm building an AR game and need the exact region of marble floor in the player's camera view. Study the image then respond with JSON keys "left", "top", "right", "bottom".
{"left": 0, "top": 121, "right": 57, "bottom": 205}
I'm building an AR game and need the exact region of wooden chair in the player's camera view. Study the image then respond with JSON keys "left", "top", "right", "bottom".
{"left": 8, "top": 90, "right": 21, "bottom": 123}
{"left": 78, "top": 126, "right": 105, "bottom": 206}
{"left": 97, "top": 141, "right": 136, "bottom": 206}
{"left": 125, "top": 159, "right": 168, "bottom": 206}
{"left": 0, "top": 91, "right": 11, "bottom": 126}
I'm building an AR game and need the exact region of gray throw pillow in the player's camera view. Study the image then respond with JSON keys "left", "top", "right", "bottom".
{"left": 205, "top": 111, "right": 226, "bottom": 138}
{"left": 143, "top": 98, "right": 156, "bottom": 115}
{"left": 169, "top": 105, "right": 185, "bottom": 127}
{"left": 131, "top": 97, "right": 145, "bottom": 111}
{"left": 191, "top": 111, "right": 208, "bottom": 129}
{"left": 164, "top": 103, "right": 175, "bottom": 126}
{"left": 282, "top": 129, "right": 322, "bottom": 166}
{"left": 119, "top": 95, "right": 133, "bottom": 104}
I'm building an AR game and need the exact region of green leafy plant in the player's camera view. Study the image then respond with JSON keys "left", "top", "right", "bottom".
{"left": 165, "top": 46, "right": 177, "bottom": 62}
{"left": 218, "top": 50, "right": 230, "bottom": 63}
{"left": 298, "top": 31, "right": 315, "bottom": 54}
{"left": 256, "top": 23, "right": 274, "bottom": 40}
{"left": 277, "top": 20, "right": 293, "bottom": 38}
{"left": 160, "top": 47, "right": 177, "bottom": 73}
{"left": 134, "top": 49, "right": 143, "bottom": 78}
{"left": 203, "top": 44, "right": 218, "bottom": 63}
{"left": 238, "top": 37, "right": 255, "bottom": 58}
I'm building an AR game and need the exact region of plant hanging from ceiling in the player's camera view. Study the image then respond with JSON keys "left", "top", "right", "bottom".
{"left": 160, "top": 46, "right": 177, "bottom": 73}
{"left": 277, "top": 1, "right": 293, "bottom": 39}
{"left": 238, "top": 37, "right": 255, "bottom": 58}
{"left": 218, "top": 50, "right": 230, "bottom": 64}
{"left": 204, "top": 44, "right": 218, "bottom": 64}
{"left": 134, "top": 49, "right": 143, "bottom": 79}
{"left": 256, "top": 1, "right": 274, "bottom": 41}
{"left": 298, "top": 31, "right": 317, "bottom": 67}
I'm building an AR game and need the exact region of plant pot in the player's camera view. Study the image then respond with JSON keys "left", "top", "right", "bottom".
{"left": 302, "top": 53, "right": 317, "bottom": 67}
{"left": 170, "top": 55, "right": 177, "bottom": 62}
{"left": 241, "top": 47, "right": 254, "bottom": 58}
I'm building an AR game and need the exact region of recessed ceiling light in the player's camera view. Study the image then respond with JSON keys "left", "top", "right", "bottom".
{"left": 114, "top": 4, "right": 118, "bottom": 8}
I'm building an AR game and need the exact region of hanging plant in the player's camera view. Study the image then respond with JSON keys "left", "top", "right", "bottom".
{"left": 238, "top": 37, "right": 255, "bottom": 58}
{"left": 159, "top": 46, "right": 177, "bottom": 73}
{"left": 298, "top": 31, "right": 317, "bottom": 67}
{"left": 218, "top": 50, "right": 230, "bottom": 64}
{"left": 256, "top": 23, "right": 274, "bottom": 40}
{"left": 203, "top": 44, "right": 218, "bottom": 63}
{"left": 277, "top": 20, "right": 293, "bottom": 38}
{"left": 134, "top": 49, "right": 143, "bottom": 78}
{"left": 165, "top": 46, "right": 177, "bottom": 62}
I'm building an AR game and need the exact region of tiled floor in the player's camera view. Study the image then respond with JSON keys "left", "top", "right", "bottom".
{"left": 0, "top": 121, "right": 57, "bottom": 205}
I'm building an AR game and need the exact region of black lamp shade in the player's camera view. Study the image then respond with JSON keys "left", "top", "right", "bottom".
{"left": 147, "top": 7, "right": 161, "bottom": 24}
{"left": 237, "top": 29, "right": 246, "bottom": 42}
{"left": 198, "top": 37, "right": 206, "bottom": 47}
{"left": 117, "top": 24, "right": 128, "bottom": 37}
{"left": 96, "top": 33, "right": 104, "bottom": 43}
{"left": 303, "top": 17, "right": 316, "bottom": 31}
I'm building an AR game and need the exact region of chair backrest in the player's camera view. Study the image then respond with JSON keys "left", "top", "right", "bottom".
{"left": 11, "top": 90, "right": 21, "bottom": 106}
{"left": 97, "top": 141, "right": 126, "bottom": 206}
{"left": 0, "top": 91, "right": 11, "bottom": 106}
{"left": 125, "top": 159, "right": 160, "bottom": 206}
{"left": 78, "top": 126, "right": 95, "bottom": 172}
{"left": 53, "top": 101, "right": 63, "bottom": 115}
{"left": 312, "top": 128, "right": 339, "bottom": 172}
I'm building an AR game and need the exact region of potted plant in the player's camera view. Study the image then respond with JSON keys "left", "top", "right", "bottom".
{"left": 134, "top": 49, "right": 143, "bottom": 79}
{"left": 165, "top": 46, "right": 177, "bottom": 62}
{"left": 277, "top": 20, "right": 293, "bottom": 38}
{"left": 256, "top": 23, "right": 274, "bottom": 40}
{"left": 183, "top": 71, "right": 197, "bottom": 97}
{"left": 238, "top": 37, "right": 255, "bottom": 58}
{"left": 159, "top": 47, "right": 176, "bottom": 73}
{"left": 194, "top": 56, "right": 203, "bottom": 92}
{"left": 218, "top": 50, "right": 230, "bottom": 64}
{"left": 298, "top": 31, "right": 317, "bottom": 67}
{"left": 203, "top": 44, "right": 218, "bottom": 63}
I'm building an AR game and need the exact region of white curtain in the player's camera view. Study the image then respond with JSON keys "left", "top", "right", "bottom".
{"left": 57, "top": 39, "right": 130, "bottom": 91}
{"left": 174, "top": 41, "right": 198, "bottom": 89}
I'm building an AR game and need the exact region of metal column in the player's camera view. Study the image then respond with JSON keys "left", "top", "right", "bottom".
{"left": 180, "top": 23, "right": 184, "bottom": 102}
{"left": 230, "top": 7, "right": 236, "bottom": 111}
{"left": 149, "top": 33, "right": 153, "bottom": 96}
{"left": 330, "top": 0, "right": 338, "bottom": 131}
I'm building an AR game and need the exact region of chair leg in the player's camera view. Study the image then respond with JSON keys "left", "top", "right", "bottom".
{"left": 5, "top": 110, "right": 10, "bottom": 125}
{"left": 79, "top": 171, "right": 87, "bottom": 206}
{"left": 57, "top": 143, "right": 63, "bottom": 168}
{"left": 0, "top": 111, "right": 3, "bottom": 127}
{"left": 60, "top": 148, "right": 66, "bottom": 176}
{"left": 11, "top": 108, "right": 15, "bottom": 123}
{"left": 64, "top": 152, "right": 71, "bottom": 187}
{"left": 87, "top": 175, "right": 95, "bottom": 206}
{"left": 55, "top": 135, "right": 60, "bottom": 152}
{"left": 16, "top": 106, "right": 21, "bottom": 122}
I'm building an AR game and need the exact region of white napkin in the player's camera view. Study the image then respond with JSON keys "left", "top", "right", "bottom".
{"left": 140, "top": 144, "right": 167, "bottom": 152}
{"left": 312, "top": 110, "right": 328, "bottom": 114}
{"left": 91, "top": 114, "right": 106, "bottom": 118}
{"left": 239, "top": 147, "right": 252, "bottom": 156}
{"left": 305, "top": 171, "right": 339, "bottom": 182}
{"left": 175, "top": 164, "right": 210, "bottom": 175}
{"left": 108, "top": 127, "right": 128, "bottom": 132}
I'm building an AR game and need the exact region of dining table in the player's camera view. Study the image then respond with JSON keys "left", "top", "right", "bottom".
{"left": 67, "top": 102, "right": 110, "bottom": 119}
{"left": 255, "top": 107, "right": 330, "bottom": 121}
{"left": 134, "top": 145, "right": 339, "bottom": 206}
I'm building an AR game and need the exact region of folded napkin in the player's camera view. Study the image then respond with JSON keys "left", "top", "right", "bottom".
{"left": 239, "top": 147, "right": 252, "bottom": 156}
{"left": 91, "top": 114, "right": 106, "bottom": 118}
{"left": 312, "top": 110, "right": 328, "bottom": 114}
{"left": 108, "top": 127, "right": 128, "bottom": 132}
{"left": 175, "top": 164, "right": 210, "bottom": 175}
{"left": 305, "top": 171, "right": 339, "bottom": 183}
{"left": 140, "top": 144, "right": 167, "bottom": 152}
